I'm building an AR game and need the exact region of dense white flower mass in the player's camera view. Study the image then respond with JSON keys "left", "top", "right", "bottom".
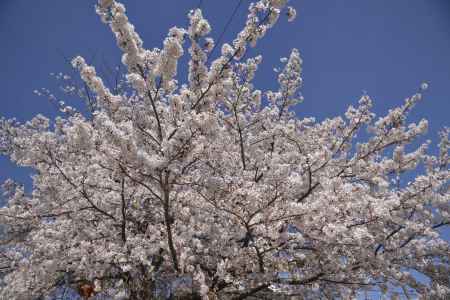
{"left": 0, "top": 0, "right": 449, "bottom": 299}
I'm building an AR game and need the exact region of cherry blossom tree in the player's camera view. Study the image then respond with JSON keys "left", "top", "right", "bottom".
{"left": 1, "top": 0, "right": 449, "bottom": 299}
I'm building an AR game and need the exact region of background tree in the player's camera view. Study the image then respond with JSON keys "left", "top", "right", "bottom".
{"left": 1, "top": 0, "right": 449, "bottom": 299}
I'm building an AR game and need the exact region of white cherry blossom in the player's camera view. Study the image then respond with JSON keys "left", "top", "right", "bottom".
{"left": 0, "top": 0, "right": 449, "bottom": 299}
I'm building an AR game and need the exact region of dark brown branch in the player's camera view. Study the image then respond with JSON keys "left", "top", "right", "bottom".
{"left": 120, "top": 178, "right": 127, "bottom": 243}
{"left": 119, "top": 164, "right": 162, "bottom": 202}
{"left": 297, "top": 182, "right": 319, "bottom": 203}
{"left": 161, "top": 171, "right": 179, "bottom": 272}
{"left": 51, "top": 154, "right": 116, "bottom": 221}
{"left": 137, "top": 65, "right": 163, "bottom": 141}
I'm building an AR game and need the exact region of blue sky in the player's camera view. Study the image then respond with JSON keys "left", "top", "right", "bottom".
{"left": 0, "top": 1, "right": 449, "bottom": 297}
{"left": 1, "top": 0, "right": 449, "bottom": 188}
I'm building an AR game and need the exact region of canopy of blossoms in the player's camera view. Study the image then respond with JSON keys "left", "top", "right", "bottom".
{"left": 0, "top": 0, "right": 448, "bottom": 299}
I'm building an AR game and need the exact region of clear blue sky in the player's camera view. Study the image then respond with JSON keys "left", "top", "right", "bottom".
{"left": 1, "top": 0, "right": 449, "bottom": 188}
{"left": 1, "top": 0, "right": 449, "bottom": 186}
{"left": 0, "top": 1, "right": 449, "bottom": 297}
{"left": 1, "top": 1, "right": 449, "bottom": 199}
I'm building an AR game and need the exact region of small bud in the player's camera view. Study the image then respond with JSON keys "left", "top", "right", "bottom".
{"left": 287, "top": 6, "right": 297, "bottom": 22}
{"left": 420, "top": 82, "right": 429, "bottom": 91}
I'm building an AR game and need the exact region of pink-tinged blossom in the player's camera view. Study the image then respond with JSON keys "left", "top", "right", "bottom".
{"left": 0, "top": 0, "right": 449, "bottom": 299}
